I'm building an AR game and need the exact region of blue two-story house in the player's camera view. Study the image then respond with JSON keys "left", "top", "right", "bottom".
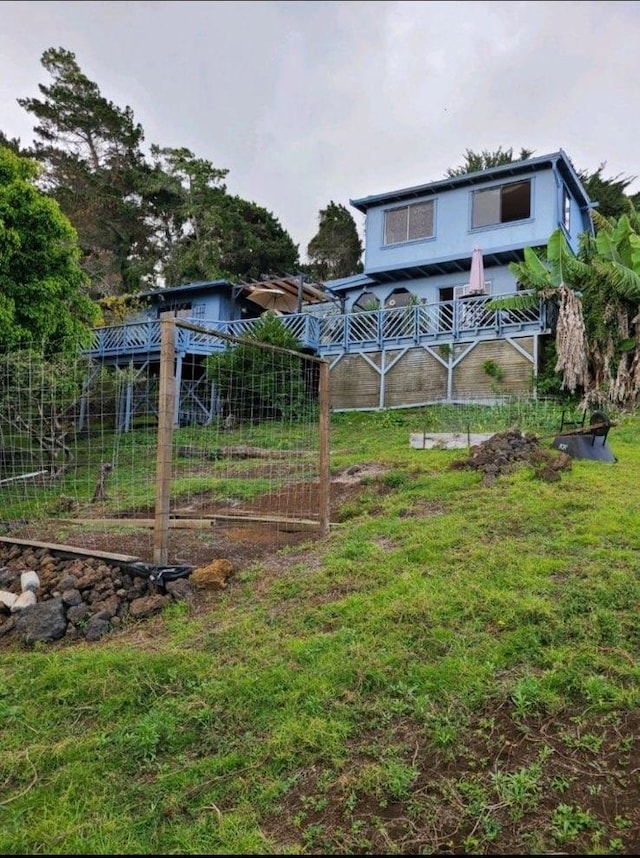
{"left": 318, "top": 148, "right": 594, "bottom": 409}
{"left": 86, "top": 149, "right": 594, "bottom": 421}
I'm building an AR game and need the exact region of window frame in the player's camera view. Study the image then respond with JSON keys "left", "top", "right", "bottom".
{"left": 471, "top": 179, "right": 532, "bottom": 230}
{"left": 383, "top": 199, "right": 435, "bottom": 246}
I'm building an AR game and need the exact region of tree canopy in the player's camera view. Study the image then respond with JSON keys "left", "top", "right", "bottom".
{"left": 18, "top": 47, "right": 152, "bottom": 298}
{"left": 306, "top": 201, "right": 363, "bottom": 281}
{"left": 446, "top": 146, "right": 535, "bottom": 177}
{"left": 0, "top": 145, "right": 100, "bottom": 351}
{"left": 15, "top": 47, "right": 301, "bottom": 298}
{"left": 579, "top": 162, "right": 639, "bottom": 219}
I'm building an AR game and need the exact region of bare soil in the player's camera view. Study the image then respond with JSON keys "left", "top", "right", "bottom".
{"left": 4, "top": 465, "right": 383, "bottom": 570}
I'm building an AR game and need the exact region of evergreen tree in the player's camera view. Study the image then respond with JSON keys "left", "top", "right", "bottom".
{"left": 306, "top": 201, "right": 363, "bottom": 281}
{"left": 18, "top": 47, "right": 153, "bottom": 297}
{"left": 579, "top": 163, "right": 637, "bottom": 219}
{"left": 446, "top": 146, "right": 534, "bottom": 177}
{"left": 149, "top": 146, "right": 299, "bottom": 285}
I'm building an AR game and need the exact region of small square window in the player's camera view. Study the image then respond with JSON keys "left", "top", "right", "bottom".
{"left": 384, "top": 200, "right": 434, "bottom": 245}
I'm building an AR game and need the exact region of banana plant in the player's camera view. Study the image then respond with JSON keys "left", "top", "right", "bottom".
{"left": 489, "top": 230, "right": 591, "bottom": 396}
{"left": 581, "top": 208, "right": 640, "bottom": 406}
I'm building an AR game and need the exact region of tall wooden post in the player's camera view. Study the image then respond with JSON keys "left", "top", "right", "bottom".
{"left": 154, "top": 317, "right": 176, "bottom": 564}
{"left": 318, "top": 359, "right": 331, "bottom": 537}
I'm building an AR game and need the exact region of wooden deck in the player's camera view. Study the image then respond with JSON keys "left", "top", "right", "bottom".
{"left": 85, "top": 295, "right": 549, "bottom": 363}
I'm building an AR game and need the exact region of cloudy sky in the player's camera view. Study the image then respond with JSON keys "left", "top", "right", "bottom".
{"left": 1, "top": 0, "right": 638, "bottom": 261}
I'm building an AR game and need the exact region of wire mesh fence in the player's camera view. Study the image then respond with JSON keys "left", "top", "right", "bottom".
{"left": 0, "top": 319, "right": 330, "bottom": 565}
{"left": 408, "top": 395, "right": 574, "bottom": 435}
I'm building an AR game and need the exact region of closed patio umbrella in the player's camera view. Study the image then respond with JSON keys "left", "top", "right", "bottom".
{"left": 468, "top": 246, "right": 486, "bottom": 294}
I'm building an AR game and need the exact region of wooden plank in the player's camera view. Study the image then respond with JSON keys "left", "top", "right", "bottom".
{"left": 202, "top": 513, "right": 321, "bottom": 528}
{"left": 52, "top": 513, "right": 325, "bottom": 531}
{"left": 54, "top": 518, "right": 210, "bottom": 529}
{"left": 0, "top": 535, "right": 141, "bottom": 564}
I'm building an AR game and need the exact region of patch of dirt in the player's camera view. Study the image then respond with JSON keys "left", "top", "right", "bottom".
{"left": 261, "top": 705, "right": 640, "bottom": 855}
{"left": 3, "top": 468, "right": 374, "bottom": 570}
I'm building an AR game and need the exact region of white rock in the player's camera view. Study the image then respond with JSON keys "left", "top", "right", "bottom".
{"left": 0, "top": 589, "right": 17, "bottom": 609}
{"left": 21, "top": 571, "right": 40, "bottom": 592}
{"left": 11, "top": 590, "right": 37, "bottom": 612}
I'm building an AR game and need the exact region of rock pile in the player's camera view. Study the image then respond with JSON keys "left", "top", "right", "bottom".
{"left": 0, "top": 542, "right": 195, "bottom": 646}
{"left": 450, "top": 428, "right": 573, "bottom": 485}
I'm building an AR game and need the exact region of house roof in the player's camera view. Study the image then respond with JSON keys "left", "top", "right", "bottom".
{"left": 138, "top": 279, "right": 232, "bottom": 300}
{"left": 350, "top": 149, "right": 593, "bottom": 213}
{"left": 137, "top": 276, "right": 338, "bottom": 309}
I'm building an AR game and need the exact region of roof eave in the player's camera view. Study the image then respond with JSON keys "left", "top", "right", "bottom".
{"left": 349, "top": 150, "right": 570, "bottom": 212}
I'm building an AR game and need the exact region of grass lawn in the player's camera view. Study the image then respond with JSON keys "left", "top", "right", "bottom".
{"left": 1, "top": 404, "right": 639, "bottom": 854}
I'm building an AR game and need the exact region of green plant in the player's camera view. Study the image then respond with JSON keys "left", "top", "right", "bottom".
{"left": 492, "top": 759, "right": 544, "bottom": 820}
{"left": 550, "top": 803, "right": 603, "bottom": 844}
{"left": 482, "top": 358, "right": 505, "bottom": 384}
{"left": 205, "top": 312, "right": 309, "bottom": 420}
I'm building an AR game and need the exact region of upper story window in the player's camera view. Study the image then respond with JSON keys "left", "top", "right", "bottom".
{"left": 562, "top": 187, "right": 571, "bottom": 232}
{"left": 384, "top": 200, "right": 434, "bottom": 245}
{"left": 472, "top": 180, "right": 531, "bottom": 229}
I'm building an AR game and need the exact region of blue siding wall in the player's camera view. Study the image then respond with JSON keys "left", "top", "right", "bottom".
{"left": 142, "top": 285, "right": 242, "bottom": 322}
{"left": 340, "top": 265, "right": 519, "bottom": 313}
{"left": 362, "top": 167, "right": 574, "bottom": 275}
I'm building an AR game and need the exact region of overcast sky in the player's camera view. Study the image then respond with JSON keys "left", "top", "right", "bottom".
{"left": 1, "top": 0, "right": 638, "bottom": 262}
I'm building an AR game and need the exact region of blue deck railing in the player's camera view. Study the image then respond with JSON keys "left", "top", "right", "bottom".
{"left": 86, "top": 294, "right": 547, "bottom": 361}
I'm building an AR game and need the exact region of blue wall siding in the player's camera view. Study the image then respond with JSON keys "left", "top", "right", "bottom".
{"left": 145, "top": 289, "right": 241, "bottom": 322}
{"left": 362, "top": 168, "right": 569, "bottom": 275}
{"left": 340, "top": 264, "right": 519, "bottom": 313}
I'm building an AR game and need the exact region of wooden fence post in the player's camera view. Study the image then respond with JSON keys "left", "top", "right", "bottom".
{"left": 318, "top": 359, "right": 331, "bottom": 537}
{"left": 154, "top": 317, "right": 176, "bottom": 564}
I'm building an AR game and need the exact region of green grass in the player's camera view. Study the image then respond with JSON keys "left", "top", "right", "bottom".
{"left": 1, "top": 403, "right": 639, "bottom": 854}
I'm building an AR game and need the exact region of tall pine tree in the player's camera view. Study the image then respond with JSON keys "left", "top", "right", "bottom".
{"left": 18, "top": 48, "right": 154, "bottom": 297}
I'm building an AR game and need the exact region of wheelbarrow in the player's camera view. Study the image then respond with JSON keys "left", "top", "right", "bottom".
{"left": 552, "top": 410, "right": 617, "bottom": 462}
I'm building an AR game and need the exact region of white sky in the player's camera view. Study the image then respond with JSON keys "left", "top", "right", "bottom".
{"left": 1, "top": 0, "right": 639, "bottom": 263}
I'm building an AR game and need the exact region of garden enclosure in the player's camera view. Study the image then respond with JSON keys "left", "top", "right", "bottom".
{"left": 0, "top": 319, "right": 330, "bottom": 565}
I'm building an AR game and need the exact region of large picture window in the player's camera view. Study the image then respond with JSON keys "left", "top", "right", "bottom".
{"left": 472, "top": 180, "right": 531, "bottom": 229}
{"left": 384, "top": 200, "right": 434, "bottom": 245}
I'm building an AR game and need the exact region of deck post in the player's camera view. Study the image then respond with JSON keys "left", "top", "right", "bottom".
{"left": 154, "top": 317, "right": 176, "bottom": 565}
